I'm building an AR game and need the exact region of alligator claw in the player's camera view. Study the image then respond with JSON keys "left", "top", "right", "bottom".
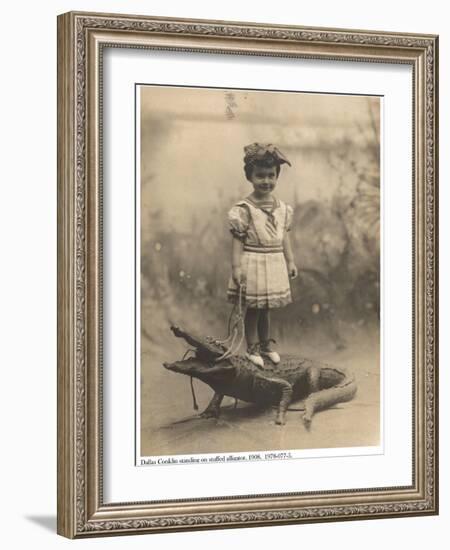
{"left": 200, "top": 409, "right": 220, "bottom": 419}
{"left": 302, "top": 414, "right": 312, "bottom": 431}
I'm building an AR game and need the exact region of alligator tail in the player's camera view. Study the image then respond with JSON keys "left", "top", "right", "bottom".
{"left": 302, "top": 374, "right": 357, "bottom": 429}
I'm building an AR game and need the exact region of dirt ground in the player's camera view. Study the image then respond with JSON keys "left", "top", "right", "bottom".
{"left": 140, "top": 324, "right": 380, "bottom": 457}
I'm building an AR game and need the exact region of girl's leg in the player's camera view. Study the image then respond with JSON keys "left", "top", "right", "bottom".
{"left": 259, "top": 308, "right": 280, "bottom": 363}
{"left": 257, "top": 308, "right": 270, "bottom": 343}
{"left": 245, "top": 308, "right": 264, "bottom": 367}
{"left": 244, "top": 308, "right": 260, "bottom": 349}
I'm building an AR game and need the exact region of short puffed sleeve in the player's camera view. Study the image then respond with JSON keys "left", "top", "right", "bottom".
{"left": 285, "top": 204, "right": 294, "bottom": 232}
{"left": 228, "top": 205, "right": 250, "bottom": 242}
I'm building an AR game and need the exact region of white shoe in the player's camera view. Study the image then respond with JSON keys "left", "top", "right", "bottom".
{"left": 260, "top": 341, "right": 280, "bottom": 364}
{"left": 245, "top": 345, "right": 264, "bottom": 368}
{"left": 262, "top": 350, "right": 280, "bottom": 364}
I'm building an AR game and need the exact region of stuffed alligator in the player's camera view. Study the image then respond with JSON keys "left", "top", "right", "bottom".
{"left": 163, "top": 326, "right": 357, "bottom": 427}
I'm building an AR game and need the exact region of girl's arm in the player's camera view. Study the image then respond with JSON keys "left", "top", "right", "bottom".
{"left": 231, "top": 236, "right": 244, "bottom": 286}
{"left": 283, "top": 233, "right": 298, "bottom": 279}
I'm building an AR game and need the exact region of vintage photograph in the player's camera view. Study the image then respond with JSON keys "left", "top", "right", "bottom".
{"left": 139, "top": 84, "right": 381, "bottom": 458}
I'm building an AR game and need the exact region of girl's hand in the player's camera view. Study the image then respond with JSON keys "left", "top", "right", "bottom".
{"left": 287, "top": 261, "right": 298, "bottom": 279}
{"left": 232, "top": 266, "right": 244, "bottom": 286}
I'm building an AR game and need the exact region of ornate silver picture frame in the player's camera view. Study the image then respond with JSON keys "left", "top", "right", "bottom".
{"left": 57, "top": 11, "right": 438, "bottom": 538}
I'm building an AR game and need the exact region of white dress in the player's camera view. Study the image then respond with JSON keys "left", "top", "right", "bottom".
{"left": 227, "top": 196, "right": 293, "bottom": 309}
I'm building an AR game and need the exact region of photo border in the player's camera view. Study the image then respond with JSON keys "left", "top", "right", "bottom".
{"left": 135, "top": 82, "right": 384, "bottom": 465}
{"left": 57, "top": 11, "right": 438, "bottom": 538}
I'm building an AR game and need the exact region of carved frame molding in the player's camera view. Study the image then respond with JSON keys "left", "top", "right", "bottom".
{"left": 57, "top": 11, "right": 438, "bottom": 538}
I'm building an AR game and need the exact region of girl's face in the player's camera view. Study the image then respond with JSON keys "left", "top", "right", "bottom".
{"left": 249, "top": 165, "right": 278, "bottom": 198}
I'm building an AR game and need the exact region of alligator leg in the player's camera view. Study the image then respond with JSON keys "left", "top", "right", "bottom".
{"left": 307, "top": 366, "right": 321, "bottom": 392}
{"left": 200, "top": 392, "right": 224, "bottom": 418}
{"left": 276, "top": 380, "right": 294, "bottom": 425}
{"left": 300, "top": 366, "right": 320, "bottom": 428}
{"left": 257, "top": 376, "right": 293, "bottom": 425}
{"left": 302, "top": 371, "right": 357, "bottom": 428}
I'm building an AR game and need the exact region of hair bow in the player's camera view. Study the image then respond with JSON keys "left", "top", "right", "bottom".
{"left": 243, "top": 143, "right": 291, "bottom": 167}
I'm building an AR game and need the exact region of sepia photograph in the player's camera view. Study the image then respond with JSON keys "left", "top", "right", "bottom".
{"left": 139, "top": 84, "right": 381, "bottom": 460}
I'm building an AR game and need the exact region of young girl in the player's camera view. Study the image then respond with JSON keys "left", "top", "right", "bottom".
{"left": 227, "top": 143, "right": 298, "bottom": 367}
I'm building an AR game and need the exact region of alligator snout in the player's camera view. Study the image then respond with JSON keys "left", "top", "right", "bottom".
{"left": 163, "top": 359, "right": 195, "bottom": 374}
{"left": 163, "top": 357, "right": 213, "bottom": 377}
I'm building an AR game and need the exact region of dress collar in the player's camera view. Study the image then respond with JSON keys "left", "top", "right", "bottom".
{"left": 244, "top": 196, "right": 280, "bottom": 211}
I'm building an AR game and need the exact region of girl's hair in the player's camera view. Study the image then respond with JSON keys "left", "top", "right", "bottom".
{"left": 242, "top": 143, "right": 290, "bottom": 181}
{"left": 244, "top": 159, "right": 281, "bottom": 181}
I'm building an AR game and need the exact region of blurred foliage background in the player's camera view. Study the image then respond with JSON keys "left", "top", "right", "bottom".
{"left": 140, "top": 86, "right": 380, "bottom": 352}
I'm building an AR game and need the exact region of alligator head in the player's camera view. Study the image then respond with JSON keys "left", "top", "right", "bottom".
{"left": 169, "top": 325, "right": 227, "bottom": 361}
{"left": 163, "top": 357, "right": 237, "bottom": 386}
